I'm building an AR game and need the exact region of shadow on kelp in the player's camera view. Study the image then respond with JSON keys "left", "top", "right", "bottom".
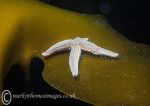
{"left": 3, "top": 57, "right": 92, "bottom": 106}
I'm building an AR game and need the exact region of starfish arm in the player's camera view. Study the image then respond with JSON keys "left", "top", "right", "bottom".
{"left": 69, "top": 45, "right": 81, "bottom": 77}
{"left": 42, "top": 39, "right": 72, "bottom": 57}
{"left": 80, "top": 40, "right": 119, "bottom": 57}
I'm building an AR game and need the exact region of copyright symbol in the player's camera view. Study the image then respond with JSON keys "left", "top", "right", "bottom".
{"left": 1, "top": 90, "right": 12, "bottom": 105}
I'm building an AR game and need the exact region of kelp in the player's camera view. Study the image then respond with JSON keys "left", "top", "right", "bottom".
{"left": 0, "top": 0, "right": 150, "bottom": 105}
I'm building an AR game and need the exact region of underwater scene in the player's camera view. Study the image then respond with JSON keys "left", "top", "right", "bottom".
{"left": 0, "top": 0, "right": 150, "bottom": 106}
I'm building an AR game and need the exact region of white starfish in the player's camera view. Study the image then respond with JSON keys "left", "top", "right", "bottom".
{"left": 42, "top": 37, "right": 119, "bottom": 77}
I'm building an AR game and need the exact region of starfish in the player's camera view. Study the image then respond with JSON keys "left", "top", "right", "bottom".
{"left": 42, "top": 37, "right": 119, "bottom": 77}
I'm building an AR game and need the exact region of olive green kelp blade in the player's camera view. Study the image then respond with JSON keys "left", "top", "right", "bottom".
{"left": 0, "top": 1, "right": 150, "bottom": 106}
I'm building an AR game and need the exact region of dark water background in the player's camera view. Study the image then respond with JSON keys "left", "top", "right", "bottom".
{"left": 41, "top": 0, "right": 150, "bottom": 45}
{"left": 3, "top": 0, "right": 150, "bottom": 106}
